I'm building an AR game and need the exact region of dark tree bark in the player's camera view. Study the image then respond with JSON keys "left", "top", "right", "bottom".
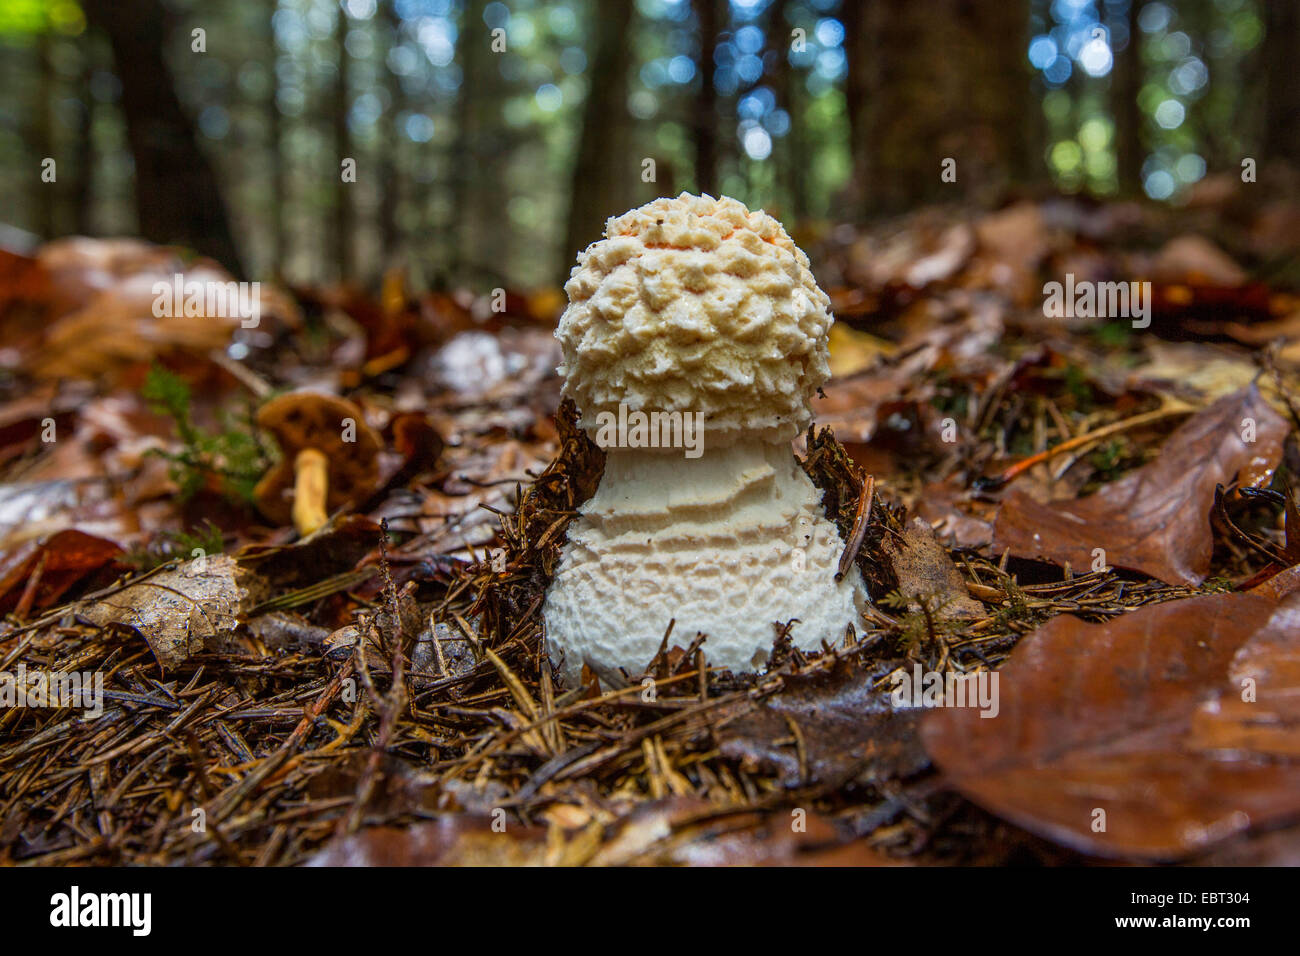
{"left": 449, "top": 0, "right": 484, "bottom": 280}
{"left": 1263, "top": 0, "right": 1300, "bottom": 164}
{"left": 81, "top": 0, "right": 243, "bottom": 274}
{"left": 846, "top": 0, "right": 1033, "bottom": 217}
{"left": 73, "top": 43, "right": 95, "bottom": 235}
{"left": 692, "top": 0, "right": 723, "bottom": 196}
{"left": 36, "top": 28, "right": 57, "bottom": 238}
{"left": 841, "top": 0, "right": 870, "bottom": 217}
{"left": 773, "top": 3, "right": 807, "bottom": 220}
{"left": 267, "top": 0, "right": 284, "bottom": 276}
{"left": 378, "top": 0, "right": 403, "bottom": 269}
{"left": 560, "top": 0, "right": 636, "bottom": 271}
{"left": 332, "top": 2, "right": 354, "bottom": 282}
{"left": 1112, "top": 1, "right": 1143, "bottom": 194}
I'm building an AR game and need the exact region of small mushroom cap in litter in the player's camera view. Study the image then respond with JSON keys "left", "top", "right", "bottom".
{"left": 556, "top": 193, "right": 834, "bottom": 445}
{"left": 253, "top": 392, "right": 382, "bottom": 526}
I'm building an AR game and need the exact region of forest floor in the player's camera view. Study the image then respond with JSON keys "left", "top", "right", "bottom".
{"left": 2, "top": 175, "right": 1300, "bottom": 865}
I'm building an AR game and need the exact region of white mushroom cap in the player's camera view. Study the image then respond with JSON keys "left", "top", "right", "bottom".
{"left": 557, "top": 193, "right": 834, "bottom": 445}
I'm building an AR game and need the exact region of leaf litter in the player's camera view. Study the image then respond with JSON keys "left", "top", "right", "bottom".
{"left": 3, "top": 189, "right": 1300, "bottom": 865}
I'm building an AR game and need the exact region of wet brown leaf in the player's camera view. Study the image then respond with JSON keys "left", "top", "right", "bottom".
{"left": 884, "top": 517, "right": 986, "bottom": 620}
{"left": 0, "top": 530, "right": 123, "bottom": 614}
{"left": 587, "top": 798, "right": 899, "bottom": 866}
{"left": 307, "top": 816, "right": 551, "bottom": 866}
{"left": 993, "top": 384, "right": 1288, "bottom": 585}
{"left": 717, "top": 659, "right": 928, "bottom": 788}
{"left": 922, "top": 584, "right": 1300, "bottom": 861}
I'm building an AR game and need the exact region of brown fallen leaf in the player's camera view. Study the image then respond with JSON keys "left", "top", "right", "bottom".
{"left": 884, "top": 517, "right": 986, "bottom": 620}
{"left": 913, "top": 477, "right": 996, "bottom": 550}
{"left": 587, "top": 797, "right": 899, "bottom": 866}
{"left": 306, "top": 816, "right": 551, "bottom": 866}
{"left": 0, "top": 530, "right": 123, "bottom": 614}
{"left": 1150, "top": 234, "right": 1248, "bottom": 287}
{"left": 1189, "top": 598, "right": 1300, "bottom": 759}
{"left": 921, "top": 582, "right": 1300, "bottom": 861}
{"left": 993, "top": 384, "right": 1288, "bottom": 585}
{"left": 307, "top": 799, "right": 898, "bottom": 867}
{"left": 81, "top": 554, "right": 249, "bottom": 669}
{"left": 717, "top": 659, "right": 928, "bottom": 788}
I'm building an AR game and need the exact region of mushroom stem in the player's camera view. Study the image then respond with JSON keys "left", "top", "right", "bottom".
{"left": 292, "top": 448, "right": 330, "bottom": 536}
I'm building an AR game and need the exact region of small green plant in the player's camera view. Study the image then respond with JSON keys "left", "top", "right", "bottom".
{"left": 1088, "top": 438, "right": 1127, "bottom": 481}
{"left": 1201, "top": 575, "right": 1237, "bottom": 594}
{"left": 124, "top": 521, "right": 226, "bottom": 571}
{"left": 879, "top": 588, "right": 965, "bottom": 653}
{"left": 1092, "top": 321, "right": 1132, "bottom": 350}
{"left": 142, "top": 363, "right": 266, "bottom": 502}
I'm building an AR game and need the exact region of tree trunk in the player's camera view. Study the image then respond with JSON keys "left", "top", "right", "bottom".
{"left": 82, "top": 0, "right": 244, "bottom": 274}
{"left": 773, "top": 3, "right": 807, "bottom": 221}
{"left": 449, "top": 0, "right": 484, "bottom": 281}
{"left": 379, "top": 0, "right": 402, "bottom": 270}
{"left": 692, "top": 0, "right": 723, "bottom": 196}
{"left": 1112, "top": 1, "right": 1142, "bottom": 195}
{"left": 561, "top": 0, "right": 637, "bottom": 272}
{"left": 333, "top": 3, "right": 353, "bottom": 282}
{"left": 847, "top": 0, "right": 1032, "bottom": 216}
{"left": 841, "top": 0, "right": 870, "bottom": 219}
{"left": 73, "top": 45, "right": 95, "bottom": 235}
{"left": 1264, "top": 0, "right": 1300, "bottom": 164}
{"left": 268, "top": 0, "right": 284, "bottom": 276}
{"left": 36, "top": 28, "right": 57, "bottom": 238}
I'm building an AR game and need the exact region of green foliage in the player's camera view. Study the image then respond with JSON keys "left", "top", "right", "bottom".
{"left": 0, "top": 0, "right": 84, "bottom": 36}
{"left": 1088, "top": 438, "right": 1129, "bottom": 481}
{"left": 879, "top": 588, "right": 966, "bottom": 653}
{"left": 141, "top": 363, "right": 265, "bottom": 503}
{"left": 1062, "top": 363, "right": 1095, "bottom": 410}
{"left": 1201, "top": 575, "right": 1238, "bottom": 593}
{"left": 124, "top": 521, "right": 226, "bottom": 571}
{"left": 1092, "top": 321, "right": 1134, "bottom": 350}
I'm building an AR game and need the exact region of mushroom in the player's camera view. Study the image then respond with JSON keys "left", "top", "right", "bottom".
{"left": 543, "top": 193, "right": 868, "bottom": 687}
{"left": 253, "top": 392, "right": 381, "bottom": 536}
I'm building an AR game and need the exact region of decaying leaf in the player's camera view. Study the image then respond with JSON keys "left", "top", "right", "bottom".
{"left": 0, "top": 529, "right": 123, "bottom": 614}
{"left": 717, "top": 659, "right": 928, "bottom": 788}
{"left": 884, "top": 517, "right": 985, "bottom": 620}
{"left": 81, "top": 554, "right": 249, "bottom": 669}
{"left": 1189, "top": 598, "right": 1300, "bottom": 758}
{"left": 993, "top": 385, "right": 1288, "bottom": 585}
{"left": 307, "top": 816, "right": 551, "bottom": 866}
{"left": 922, "top": 583, "right": 1300, "bottom": 861}
{"left": 307, "top": 799, "right": 897, "bottom": 866}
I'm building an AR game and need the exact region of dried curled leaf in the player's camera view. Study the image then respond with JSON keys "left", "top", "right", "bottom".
{"left": 81, "top": 555, "right": 248, "bottom": 669}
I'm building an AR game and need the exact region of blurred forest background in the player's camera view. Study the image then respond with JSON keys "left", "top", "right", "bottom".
{"left": 1, "top": 0, "right": 1296, "bottom": 288}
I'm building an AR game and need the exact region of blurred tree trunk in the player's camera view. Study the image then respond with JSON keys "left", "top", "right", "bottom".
{"left": 561, "top": 0, "right": 636, "bottom": 271}
{"left": 450, "top": 0, "right": 484, "bottom": 280}
{"left": 841, "top": 0, "right": 870, "bottom": 217}
{"left": 73, "top": 48, "right": 95, "bottom": 235}
{"left": 1264, "top": 0, "right": 1300, "bottom": 163}
{"left": 379, "top": 0, "right": 402, "bottom": 269}
{"left": 1112, "top": 2, "right": 1142, "bottom": 194}
{"left": 846, "top": 0, "right": 1032, "bottom": 216}
{"left": 268, "top": 1, "right": 284, "bottom": 276}
{"left": 36, "top": 28, "right": 56, "bottom": 238}
{"left": 692, "top": 0, "right": 723, "bottom": 196}
{"left": 773, "top": 7, "right": 807, "bottom": 221}
{"left": 333, "top": 3, "right": 353, "bottom": 282}
{"left": 82, "top": 0, "right": 243, "bottom": 274}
